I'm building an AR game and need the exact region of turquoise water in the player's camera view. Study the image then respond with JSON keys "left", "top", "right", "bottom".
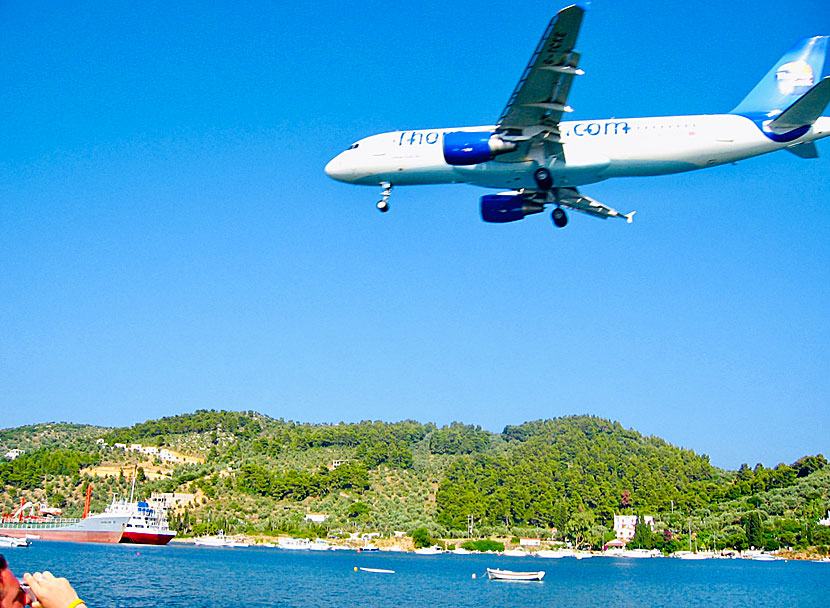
{"left": 5, "top": 542, "right": 830, "bottom": 607}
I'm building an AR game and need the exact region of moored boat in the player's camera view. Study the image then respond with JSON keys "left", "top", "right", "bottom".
{"left": 107, "top": 474, "right": 177, "bottom": 545}
{"left": 0, "top": 489, "right": 131, "bottom": 544}
{"left": 0, "top": 535, "right": 30, "bottom": 548}
{"left": 107, "top": 499, "right": 177, "bottom": 545}
{"left": 309, "top": 539, "right": 331, "bottom": 551}
{"left": 413, "top": 545, "right": 443, "bottom": 555}
{"left": 535, "top": 549, "right": 565, "bottom": 559}
{"left": 486, "top": 568, "right": 545, "bottom": 582}
{"left": 194, "top": 531, "right": 249, "bottom": 547}
{"left": 278, "top": 537, "right": 311, "bottom": 550}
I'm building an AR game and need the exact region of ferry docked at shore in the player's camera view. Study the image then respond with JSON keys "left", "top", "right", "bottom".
{"left": 106, "top": 498, "right": 177, "bottom": 545}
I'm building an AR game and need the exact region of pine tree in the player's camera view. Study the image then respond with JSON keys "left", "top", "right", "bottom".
{"left": 745, "top": 512, "right": 764, "bottom": 549}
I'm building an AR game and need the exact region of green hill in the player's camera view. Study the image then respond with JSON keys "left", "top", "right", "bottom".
{"left": 1, "top": 411, "right": 827, "bottom": 552}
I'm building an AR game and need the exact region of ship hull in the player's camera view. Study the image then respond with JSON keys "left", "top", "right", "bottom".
{"left": 0, "top": 513, "right": 130, "bottom": 544}
{"left": 0, "top": 529, "right": 123, "bottom": 543}
{"left": 120, "top": 531, "right": 176, "bottom": 545}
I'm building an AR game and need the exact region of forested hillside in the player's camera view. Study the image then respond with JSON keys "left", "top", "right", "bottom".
{"left": 2, "top": 411, "right": 828, "bottom": 552}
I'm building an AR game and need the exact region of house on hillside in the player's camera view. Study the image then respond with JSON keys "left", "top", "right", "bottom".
{"left": 614, "top": 514, "right": 655, "bottom": 542}
{"left": 304, "top": 513, "right": 330, "bottom": 524}
{"left": 3, "top": 449, "right": 24, "bottom": 460}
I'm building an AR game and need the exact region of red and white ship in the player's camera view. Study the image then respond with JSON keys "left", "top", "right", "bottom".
{"left": 106, "top": 475, "right": 177, "bottom": 545}
{"left": 107, "top": 498, "right": 177, "bottom": 545}
{"left": 1, "top": 482, "right": 177, "bottom": 545}
{"left": 0, "top": 486, "right": 130, "bottom": 544}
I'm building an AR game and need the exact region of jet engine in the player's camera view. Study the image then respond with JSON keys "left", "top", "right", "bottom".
{"left": 480, "top": 193, "right": 545, "bottom": 223}
{"left": 443, "top": 131, "right": 517, "bottom": 166}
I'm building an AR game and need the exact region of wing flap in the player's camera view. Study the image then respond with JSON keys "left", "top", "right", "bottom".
{"left": 557, "top": 188, "right": 635, "bottom": 223}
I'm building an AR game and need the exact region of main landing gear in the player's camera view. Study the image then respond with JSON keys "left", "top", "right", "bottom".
{"left": 533, "top": 167, "right": 568, "bottom": 228}
{"left": 377, "top": 182, "right": 392, "bottom": 212}
{"left": 533, "top": 167, "right": 553, "bottom": 191}
{"left": 551, "top": 206, "right": 568, "bottom": 228}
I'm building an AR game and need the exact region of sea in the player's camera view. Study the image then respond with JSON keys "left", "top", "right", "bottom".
{"left": 4, "top": 542, "right": 830, "bottom": 608}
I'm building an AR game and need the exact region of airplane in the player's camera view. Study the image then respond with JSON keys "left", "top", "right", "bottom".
{"left": 324, "top": 5, "right": 830, "bottom": 229}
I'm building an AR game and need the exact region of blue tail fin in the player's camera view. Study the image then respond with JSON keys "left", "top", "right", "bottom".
{"left": 731, "top": 36, "right": 829, "bottom": 118}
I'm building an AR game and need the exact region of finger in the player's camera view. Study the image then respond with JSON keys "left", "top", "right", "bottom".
{"left": 40, "top": 571, "right": 56, "bottom": 581}
{"left": 23, "top": 572, "right": 43, "bottom": 592}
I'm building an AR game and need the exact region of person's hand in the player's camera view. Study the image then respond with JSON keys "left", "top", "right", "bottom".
{"left": 22, "top": 572, "right": 81, "bottom": 608}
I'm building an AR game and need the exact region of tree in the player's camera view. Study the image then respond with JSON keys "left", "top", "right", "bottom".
{"left": 631, "top": 516, "right": 656, "bottom": 549}
{"left": 564, "top": 511, "right": 595, "bottom": 549}
{"left": 347, "top": 501, "right": 370, "bottom": 519}
{"left": 411, "top": 527, "right": 432, "bottom": 549}
{"left": 745, "top": 512, "right": 764, "bottom": 549}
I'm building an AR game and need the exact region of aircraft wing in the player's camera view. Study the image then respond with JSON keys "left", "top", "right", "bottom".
{"left": 495, "top": 5, "right": 585, "bottom": 160}
{"left": 556, "top": 187, "right": 635, "bottom": 223}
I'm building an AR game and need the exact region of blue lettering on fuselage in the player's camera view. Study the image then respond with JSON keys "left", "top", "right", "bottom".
{"left": 399, "top": 131, "right": 442, "bottom": 146}
{"left": 566, "top": 121, "right": 630, "bottom": 137}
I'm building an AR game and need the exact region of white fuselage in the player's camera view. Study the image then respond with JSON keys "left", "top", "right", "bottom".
{"left": 325, "top": 115, "right": 830, "bottom": 190}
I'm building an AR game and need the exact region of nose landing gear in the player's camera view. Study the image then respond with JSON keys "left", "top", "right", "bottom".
{"left": 377, "top": 182, "right": 392, "bottom": 212}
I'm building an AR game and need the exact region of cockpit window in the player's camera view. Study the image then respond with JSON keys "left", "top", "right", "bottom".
{"left": 347, "top": 143, "right": 359, "bottom": 150}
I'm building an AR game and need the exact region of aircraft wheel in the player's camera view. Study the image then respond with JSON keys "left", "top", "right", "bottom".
{"left": 551, "top": 207, "right": 568, "bottom": 228}
{"left": 377, "top": 200, "right": 389, "bottom": 213}
{"left": 534, "top": 167, "right": 553, "bottom": 190}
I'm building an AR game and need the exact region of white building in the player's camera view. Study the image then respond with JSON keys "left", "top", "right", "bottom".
{"left": 519, "top": 537, "right": 541, "bottom": 547}
{"left": 304, "top": 513, "right": 330, "bottom": 524}
{"left": 614, "top": 514, "right": 655, "bottom": 541}
{"left": 819, "top": 511, "right": 830, "bottom": 527}
{"left": 148, "top": 492, "right": 196, "bottom": 510}
{"left": 4, "top": 449, "right": 24, "bottom": 460}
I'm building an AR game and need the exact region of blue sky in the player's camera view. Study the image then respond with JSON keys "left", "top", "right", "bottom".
{"left": 1, "top": 1, "right": 828, "bottom": 470}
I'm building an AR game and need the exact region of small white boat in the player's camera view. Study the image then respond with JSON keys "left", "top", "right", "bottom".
{"left": 486, "top": 568, "right": 545, "bottom": 582}
{"left": 675, "top": 551, "right": 709, "bottom": 560}
{"left": 0, "top": 535, "right": 30, "bottom": 548}
{"left": 502, "top": 548, "right": 528, "bottom": 557}
{"left": 414, "top": 545, "right": 443, "bottom": 555}
{"left": 278, "top": 537, "right": 311, "bottom": 550}
{"left": 751, "top": 553, "right": 779, "bottom": 561}
{"left": 359, "top": 567, "right": 395, "bottom": 574}
{"left": 535, "top": 549, "right": 564, "bottom": 559}
{"left": 194, "top": 532, "right": 249, "bottom": 548}
{"left": 622, "top": 548, "right": 656, "bottom": 558}
{"left": 309, "top": 539, "right": 331, "bottom": 551}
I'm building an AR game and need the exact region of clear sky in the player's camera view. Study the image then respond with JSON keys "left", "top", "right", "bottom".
{"left": 2, "top": 1, "right": 828, "bottom": 470}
